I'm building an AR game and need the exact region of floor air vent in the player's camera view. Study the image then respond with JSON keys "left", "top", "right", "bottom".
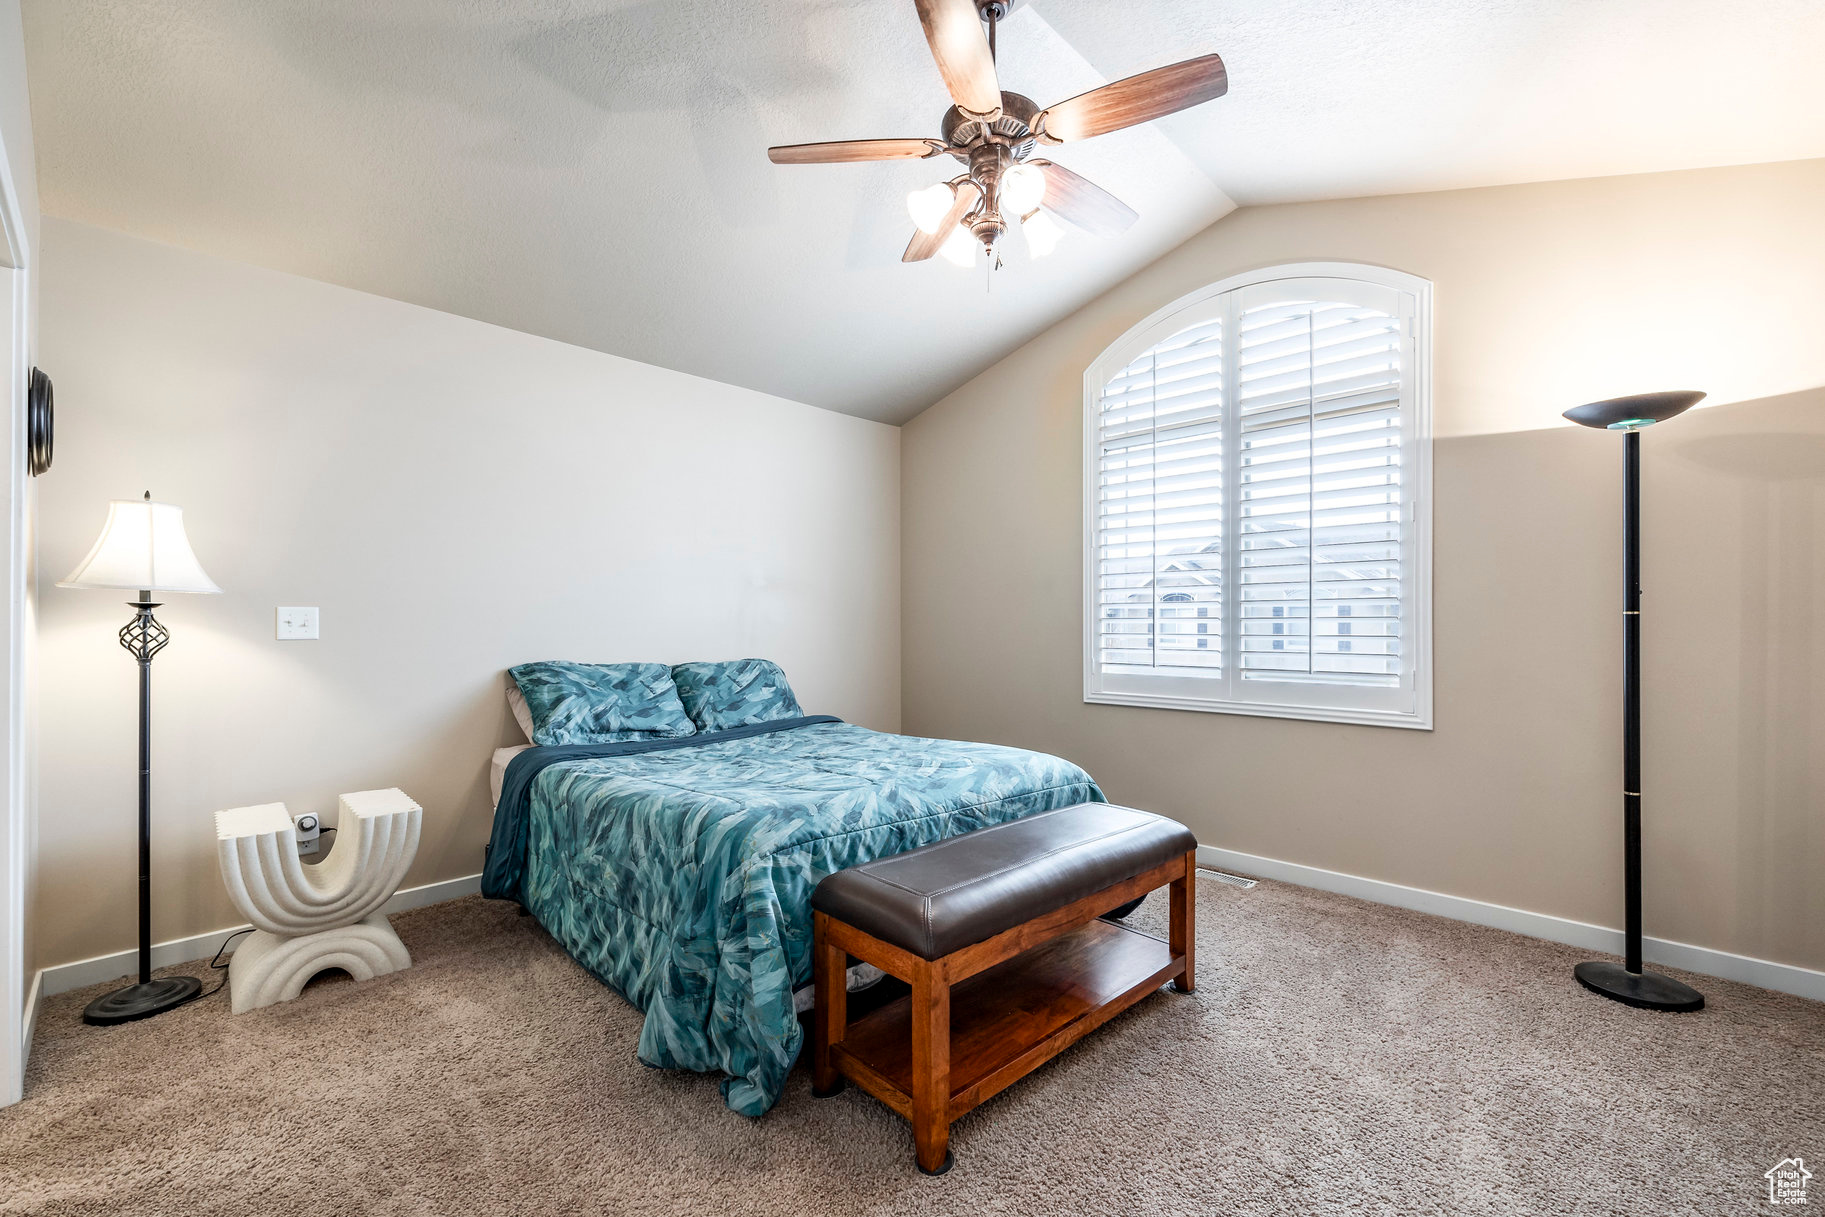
{"left": 1199, "top": 868, "right": 1259, "bottom": 889}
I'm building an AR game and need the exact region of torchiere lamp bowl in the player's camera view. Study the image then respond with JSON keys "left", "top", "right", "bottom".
{"left": 1563, "top": 390, "right": 1705, "bottom": 431}
{"left": 1563, "top": 390, "right": 1706, "bottom": 1015}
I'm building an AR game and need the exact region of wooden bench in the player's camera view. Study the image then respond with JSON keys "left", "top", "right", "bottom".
{"left": 810, "top": 803, "right": 1197, "bottom": 1175}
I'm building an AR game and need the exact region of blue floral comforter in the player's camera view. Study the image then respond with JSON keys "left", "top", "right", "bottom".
{"left": 481, "top": 717, "right": 1103, "bottom": 1116}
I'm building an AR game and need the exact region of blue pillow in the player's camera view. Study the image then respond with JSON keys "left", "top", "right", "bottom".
{"left": 508, "top": 661, "right": 697, "bottom": 746}
{"left": 671, "top": 659, "right": 804, "bottom": 732}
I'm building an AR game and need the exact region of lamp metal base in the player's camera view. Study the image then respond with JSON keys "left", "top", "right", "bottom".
{"left": 81, "top": 974, "right": 203, "bottom": 1026}
{"left": 1573, "top": 960, "right": 1704, "bottom": 1013}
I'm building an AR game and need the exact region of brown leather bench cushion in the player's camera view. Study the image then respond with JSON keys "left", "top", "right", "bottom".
{"left": 811, "top": 803, "right": 1196, "bottom": 960}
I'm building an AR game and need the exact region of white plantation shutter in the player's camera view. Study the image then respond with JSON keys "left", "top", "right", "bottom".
{"left": 1093, "top": 317, "right": 1225, "bottom": 675}
{"left": 1084, "top": 265, "right": 1430, "bottom": 728}
{"left": 1235, "top": 289, "right": 1403, "bottom": 686}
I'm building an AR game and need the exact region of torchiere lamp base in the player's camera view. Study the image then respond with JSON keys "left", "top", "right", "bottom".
{"left": 81, "top": 974, "right": 203, "bottom": 1026}
{"left": 1573, "top": 960, "right": 1704, "bottom": 1013}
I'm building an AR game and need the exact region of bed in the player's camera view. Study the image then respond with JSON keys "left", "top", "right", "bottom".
{"left": 480, "top": 715, "right": 1104, "bottom": 1116}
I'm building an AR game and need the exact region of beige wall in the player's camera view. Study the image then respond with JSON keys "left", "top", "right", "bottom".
{"left": 35, "top": 218, "right": 900, "bottom": 970}
{"left": 903, "top": 159, "right": 1825, "bottom": 971}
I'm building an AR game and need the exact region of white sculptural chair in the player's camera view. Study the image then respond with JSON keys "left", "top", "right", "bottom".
{"left": 215, "top": 788, "right": 421, "bottom": 1013}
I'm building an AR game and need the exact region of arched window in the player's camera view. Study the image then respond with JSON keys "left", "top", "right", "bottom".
{"left": 1083, "top": 262, "right": 1432, "bottom": 728}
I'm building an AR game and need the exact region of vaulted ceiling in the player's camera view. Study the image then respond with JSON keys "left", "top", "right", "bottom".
{"left": 23, "top": 1, "right": 1825, "bottom": 424}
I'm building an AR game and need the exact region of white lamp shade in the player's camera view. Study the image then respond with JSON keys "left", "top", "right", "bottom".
{"left": 59, "top": 498, "right": 221, "bottom": 594}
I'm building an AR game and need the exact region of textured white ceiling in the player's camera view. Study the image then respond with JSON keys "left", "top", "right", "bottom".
{"left": 21, "top": 0, "right": 1230, "bottom": 424}
{"left": 23, "top": 1, "right": 1825, "bottom": 423}
{"left": 1041, "top": 0, "right": 1825, "bottom": 206}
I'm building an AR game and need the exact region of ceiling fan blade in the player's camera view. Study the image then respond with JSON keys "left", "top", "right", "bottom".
{"left": 903, "top": 181, "right": 981, "bottom": 262}
{"left": 914, "top": 0, "right": 1002, "bottom": 116}
{"left": 1032, "top": 160, "right": 1137, "bottom": 236}
{"left": 768, "top": 138, "right": 942, "bottom": 165}
{"left": 1036, "top": 54, "right": 1228, "bottom": 144}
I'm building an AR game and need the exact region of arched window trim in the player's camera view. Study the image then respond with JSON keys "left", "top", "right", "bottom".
{"left": 1082, "top": 261, "right": 1433, "bottom": 730}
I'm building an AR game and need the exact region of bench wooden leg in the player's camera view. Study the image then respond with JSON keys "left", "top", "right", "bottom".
{"left": 1170, "top": 850, "right": 1196, "bottom": 993}
{"left": 910, "top": 960, "right": 953, "bottom": 1175}
{"left": 812, "top": 912, "right": 846, "bottom": 1097}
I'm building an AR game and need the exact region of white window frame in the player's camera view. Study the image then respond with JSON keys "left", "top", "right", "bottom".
{"left": 1082, "top": 261, "right": 1433, "bottom": 730}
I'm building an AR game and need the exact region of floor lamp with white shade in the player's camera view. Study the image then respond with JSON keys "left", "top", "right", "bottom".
{"left": 58, "top": 492, "right": 221, "bottom": 1025}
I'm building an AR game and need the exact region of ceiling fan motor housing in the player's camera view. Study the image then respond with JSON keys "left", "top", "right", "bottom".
{"left": 966, "top": 144, "right": 1014, "bottom": 247}
{"left": 941, "top": 90, "right": 1038, "bottom": 154}
{"left": 942, "top": 91, "right": 1039, "bottom": 253}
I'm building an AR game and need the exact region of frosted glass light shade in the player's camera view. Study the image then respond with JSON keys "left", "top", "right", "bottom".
{"left": 1000, "top": 163, "right": 1045, "bottom": 216}
{"left": 907, "top": 182, "right": 956, "bottom": 235}
{"left": 59, "top": 498, "right": 221, "bottom": 594}
{"left": 1021, "top": 209, "right": 1066, "bottom": 258}
{"left": 939, "top": 227, "right": 977, "bottom": 267}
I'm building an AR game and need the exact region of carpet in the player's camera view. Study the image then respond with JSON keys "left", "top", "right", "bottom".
{"left": 3, "top": 878, "right": 1819, "bottom": 1216}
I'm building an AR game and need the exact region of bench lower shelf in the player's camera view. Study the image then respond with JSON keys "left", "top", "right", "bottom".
{"left": 830, "top": 918, "right": 1181, "bottom": 1121}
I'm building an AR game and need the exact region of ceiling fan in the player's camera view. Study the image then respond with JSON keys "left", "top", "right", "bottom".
{"left": 767, "top": 0, "right": 1227, "bottom": 269}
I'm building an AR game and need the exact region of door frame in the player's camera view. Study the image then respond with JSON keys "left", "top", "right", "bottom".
{"left": 0, "top": 109, "right": 32, "bottom": 1108}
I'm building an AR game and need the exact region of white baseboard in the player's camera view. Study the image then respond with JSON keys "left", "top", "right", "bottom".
{"left": 38, "top": 873, "right": 482, "bottom": 999}
{"left": 1198, "top": 845, "right": 1825, "bottom": 1004}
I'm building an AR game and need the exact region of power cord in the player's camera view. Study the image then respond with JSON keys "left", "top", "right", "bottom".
{"left": 198, "top": 927, "right": 256, "bottom": 1000}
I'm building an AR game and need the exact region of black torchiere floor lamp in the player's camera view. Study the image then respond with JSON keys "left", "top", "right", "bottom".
{"left": 59, "top": 492, "right": 221, "bottom": 1025}
{"left": 1562, "top": 391, "right": 1706, "bottom": 1013}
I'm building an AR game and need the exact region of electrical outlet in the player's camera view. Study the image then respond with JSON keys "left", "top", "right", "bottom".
{"left": 293, "top": 812, "right": 321, "bottom": 856}
{"left": 276, "top": 606, "right": 319, "bottom": 640}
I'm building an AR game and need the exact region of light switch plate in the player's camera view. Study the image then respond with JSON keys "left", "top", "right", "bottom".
{"left": 276, "top": 606, "right": 319, "bottom": 640}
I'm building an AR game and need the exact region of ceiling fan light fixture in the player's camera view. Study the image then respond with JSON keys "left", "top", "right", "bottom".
{"left": 1021, "top": 208, "right": 1065, "bottom": 258}
{"left": 907, "top": 182, "right": 957, "bottom": 235}
{"left": 767, "top": 2, "right": 1228, "bottom": 271}
{"left": 1000, "top": 163, "right": 1045, "bottom": 216}
{"left": 939, "top": 226, "right": 978, "bottom": 267}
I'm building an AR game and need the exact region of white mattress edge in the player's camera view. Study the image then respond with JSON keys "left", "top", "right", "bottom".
{"left": 490, "top": 743, "right": 536, "bottom": 808}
